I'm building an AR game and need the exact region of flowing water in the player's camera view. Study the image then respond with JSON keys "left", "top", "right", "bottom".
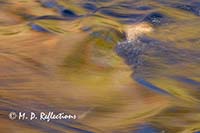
{"left": 0, "top": 0, "right": 200, "bottom": 132}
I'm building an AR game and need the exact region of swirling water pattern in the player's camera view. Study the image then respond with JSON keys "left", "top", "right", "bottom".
{"left": 0, "top": 0, "right": 200, "bottom": 132}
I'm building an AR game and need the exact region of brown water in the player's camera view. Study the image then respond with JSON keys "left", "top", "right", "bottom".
{"left": 0, "top": 0, "right": 200, "bottom": 133}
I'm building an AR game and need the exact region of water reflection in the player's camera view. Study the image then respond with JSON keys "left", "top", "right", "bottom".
{"left": 134, "top": 124, "right": 162, "bottom": 133}
{"left": 0, "top": 0, "right": 199, "bottom": 132}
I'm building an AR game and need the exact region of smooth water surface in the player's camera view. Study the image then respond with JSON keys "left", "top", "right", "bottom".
{"left": 0, "top": 0, "right": 200, "bottom": 132}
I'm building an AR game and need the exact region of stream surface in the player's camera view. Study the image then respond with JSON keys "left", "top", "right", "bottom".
{"left": 0, "top": 0, "right": 200, "bottom": 133}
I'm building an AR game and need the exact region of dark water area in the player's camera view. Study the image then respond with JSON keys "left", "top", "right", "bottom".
{"left": 0, "top": 0, "right": 200, "bottom": 133}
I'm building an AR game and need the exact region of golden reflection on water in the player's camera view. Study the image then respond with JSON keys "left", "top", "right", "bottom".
{"left": 0, "top": 0, "right": 200, "bottom": 132}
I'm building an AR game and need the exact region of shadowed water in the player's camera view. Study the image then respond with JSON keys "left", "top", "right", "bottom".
{"left": 0, "top": 0, "right": 200, "bottom": 133}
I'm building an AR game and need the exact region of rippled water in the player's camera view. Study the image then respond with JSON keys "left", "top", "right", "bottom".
{"left": 0, "top": 0, "right": 200, "bottom": 132}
